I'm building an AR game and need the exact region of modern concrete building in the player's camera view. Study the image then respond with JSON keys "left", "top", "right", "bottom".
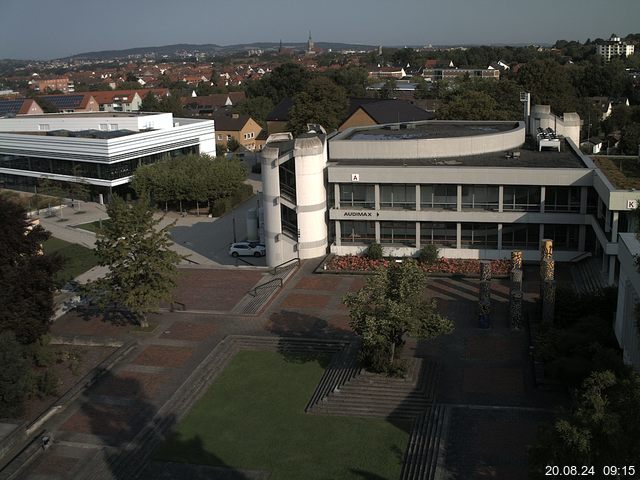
{"left": 614, "top": 233, "right": 640, "bottom": 369}
{"left": 0, "top": 112, "right": 215, "bottom": 198}
{"left": 259, "top": 110, "right": 639, "bottom": 288}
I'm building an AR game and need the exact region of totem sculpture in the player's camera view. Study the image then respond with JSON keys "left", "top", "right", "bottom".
{"left": 540, "top": 239, "right": 556, "bottom": 324}
{"left": 509, "top": 257, "right": 523, "bottom": 330}
{"left": 478, "top": 260, "right": 492, "bottom": 328}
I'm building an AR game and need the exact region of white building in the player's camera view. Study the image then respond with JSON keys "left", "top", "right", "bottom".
{"left": 259, "top": 111, "right": 639, "bottom": 288}
{"left": 597, "top": 34, "right": 635, "bottom": 62}
{"left": 0, "top": 112, "right": 215, "bottom": 197}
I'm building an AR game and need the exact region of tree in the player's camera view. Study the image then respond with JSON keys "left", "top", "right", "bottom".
{"left": 159, "top": 91, "right": 185, "bottom": 117}
{"left": 517, "top": 59, "right": 577, "bottom": 114}
{"left": 140, "top": 91, "right": 161, "bottom": 112}
{"left": 379, "top": 78, "right": 397, "bottom": 99}
{"left": 0, "top": 331, "right": 32, "bottom": 418}
{"left": 438, "top": 90, "right": 499, "bottom": 120}
{"left": 619, "top": 123, "right": 640, "bottom": 156}
{"left": 529, "top": 370, "right": 640, "bottom": 478}
{"left": 0, "top": 197, "right": 60, "bottom": 344}
{"left": 343, "top": 260, "right": 454, "bottom": 372}
{"left": 235, "top": 96, "right": 274, "bottom": 127}
{"left": 287, "top": 77, "right": 348, "bottom": 135}
{"left": 88, "top": 197, "right": 183, "bottom": 327}
{"left": 245, "top": 63, "right": 312, "bottom": 104}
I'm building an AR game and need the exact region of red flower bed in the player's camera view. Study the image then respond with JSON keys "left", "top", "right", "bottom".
{"left": 326, "top": 255, "right": 512, "bottom": 276}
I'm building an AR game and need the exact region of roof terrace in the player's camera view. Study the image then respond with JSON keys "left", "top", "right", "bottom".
{"left": 592, "top": 156, "right": 640, "bottom": 189}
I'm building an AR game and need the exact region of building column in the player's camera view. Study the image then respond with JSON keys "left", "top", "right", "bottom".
{"left": 539, "top": 224, "right": 545, "bottom": 250}
{"left": 456, "top": 185, "right": 462, "bottom": 212}
{"left": 498, "top": 185, "right": 504, "bottom": 213}
{"left": 334, "top": 184, "right": 340, "bottom": 209}
{"left": 578, "top": 225, "right": 586, "bottom": 251}
{"left": 497, "top": 223, "right": 503, "bottom": 250}
{"left": 374, "top": 184, "right": 380, "bottom": 210}
{"left": 597, "top": 198, "right": 603, "bottom": 220}
{"left": 335, "top": 221, "right": 341, "bottom": 246}
{"left": 611, "top": 211, "right": 619, "bottom": 240}
{"left": 415, "top": 222, "right": 421, "bottom": 249}
{"left": 375, "top": 221, "right": 380, "bottom": 243}
{"left": 580, "top": 186, "right": 588, "bottom": 214}
{"left": 605, "top": 208, "right": 611, "bottom": 233}
{"left": 456, "top": 223, "right": 462, "bottom": 249}
{"left": 602, "top": 250, "right": 608, "bottom": 274}
{"left": 608, "top": 255, "right": 616, "bottom": 286}
{"left": 540, "top": 186, "right": 546, "bottom": 213}
{"left": 415, "top": 185, "right": 421, "bottom": 211}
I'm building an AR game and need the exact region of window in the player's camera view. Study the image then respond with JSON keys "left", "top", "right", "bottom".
{"left": 217, "top": 135, "right": 222, "bottom": 140}
{"left": 380, "top": 184, "right": 415, "bottom": 210}
{"left": 503, "top": 186, "right": 540, "bottom": 211}
{"left": 278, "top": 158, "right": 296, "bottom": 202}
{"left": 380, "top": 222, "right": 416, "bottom": 245}
{"left": 109, "top": 124, "right": 119, "bottom": 131}
{"left": 502, "top": 224, "right": 539, "bottom": 249}
{"left": 99, "top": 124, "right": 108, "bottom": 131}
{"left": 226, "top": 135, "right": 232, "bottom": 141}
{"left": 545, "top": 187, "right": 580, "bottom": 212}
{"left": 281, "top": 205, "right": 298, "bottom": 240}
{"left": 38, "top": 124, "right": 50, "bottom": 131}
{"left": 544, "top": 224, "right": 579, "bottom": 250}
{"left": 339, "top": 184, "right": 375, "bottom": 209}
{"left": 461, "top": 185, "right": 499, "bottom": 211}
{"left": 420, "top": 222, "right": 457, "bottom": 247}
{"left": 421, "top": 184, "right": 457, "bottom": 210}
{"left": 460, "top": 223, "right": 499, "bottom": 249}
{"left": 340, "top": 221, "right": 376, "bottom": 244}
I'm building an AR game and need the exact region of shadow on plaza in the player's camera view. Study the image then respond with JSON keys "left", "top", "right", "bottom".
{"left": 79, "top": 373, "right": 254, "bottom": 479}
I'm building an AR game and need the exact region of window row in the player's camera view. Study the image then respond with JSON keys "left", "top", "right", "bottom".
{"left": 336, "top": 184, "right": 583, "bottom": 213}
{"left": 0, "top": 146, "right": 197, "bottom": 181}
{"left": 339, "top": 221, "right": 579, "bottom": 250}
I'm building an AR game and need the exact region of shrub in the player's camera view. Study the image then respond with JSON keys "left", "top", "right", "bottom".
{"left": 418, "top": 244, "right": 439, "bottom": 264}
{"left": 366, "top": 242, "right": 384, "bottom": 260}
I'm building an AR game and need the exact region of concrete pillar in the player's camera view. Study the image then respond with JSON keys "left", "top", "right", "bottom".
{"left": 375, "top": 221, "right": 380, "bottom": 243}
{"left": 540, "top": 186, "right": 546, "bottom": 213}
{"left": 597, "top": 198, "right": 603, "bottom": 220}
{"left": 335, "top": 221, "right": 341, "bottom": 246}
{"left": 605, "top": 208, "right": 611, "bottom": 233}
{"left": 578, "top": 225, "right": 586, "bottom": 252}
{"left": 415, "top": 222, "right": 421, "bottom": 249}
{"left": 609, "top": 255, "right": 616, "bottom": 286}
{"left": 538, "top": 224, "right": 545, "bottom": 250}
{"left": 497, "top": 223, "right": 503, "bottom": 250}
{"left": 334, "top": 183, "right": 340, "bottom": 209}
{"left": 261, "top": 148, "right": 284, "bottom": 267}
{"left": 580, "top": 186, "right": 588, "bottom": 215}
{"left": 456, "top": 223, "right": 462, "bottom": 249}
{"left": 602, "top": 250, "right": 608, "bottom": 273}
{"left": 611, "top": 211, "right": 619, "bottom": 240}
{"left": 457, "top": 185, "right": 462, "bottom": 212}
{"left": 374, "top": 184, "right": 380, "bottom": 210}
{"left": 415, "top": 185, "right": 421, "bottom": 211}
{"left": 498, "top": 185, "right": 504, "bottom": 213}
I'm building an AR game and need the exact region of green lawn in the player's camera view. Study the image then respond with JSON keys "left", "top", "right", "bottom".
{"left": 42, "top": 237, "right": 99, "bottom": 284}
{"left": 74, "top": 219, "right": 110, "bottom": 233}
{"left": 154, "top": 351, "right": 410, "bottom": 480}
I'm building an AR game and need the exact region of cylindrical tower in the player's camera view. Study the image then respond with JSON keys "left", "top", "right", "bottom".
{"left": 261, "top": 141, "right": 285, "bottom": 267}
{"left": 293, "top": 136, "right": 328, "bottom": 260}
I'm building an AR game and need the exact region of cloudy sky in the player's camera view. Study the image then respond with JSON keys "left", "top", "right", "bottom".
{"left": 1, "top": 0, "right": 638, "bottom": 59}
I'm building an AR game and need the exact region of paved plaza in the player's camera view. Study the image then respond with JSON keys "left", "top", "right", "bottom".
{"left": 13, "top": 260, "right": 561, "bottom": 479}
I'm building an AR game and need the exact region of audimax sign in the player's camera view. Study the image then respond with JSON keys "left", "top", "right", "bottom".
{"left": 342, "top": 211, "right": 380, "bottom": 217}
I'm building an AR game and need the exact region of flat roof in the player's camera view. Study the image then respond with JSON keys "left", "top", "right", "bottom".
{"left": 342, "top": 122, "right": 518, "bottom": 141}
{"left": 1, "top": 112, "right": 164, "bottom": 119}
{"left": 6, "top": 129, "right": 139, "bottom": 139}
{"left": 592, "top": 156, "right": 640, "bottom": 189}
{"left": 330, "top": 140, "right": 586, "bottom": 169}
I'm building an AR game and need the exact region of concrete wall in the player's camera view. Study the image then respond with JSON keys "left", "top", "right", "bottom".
{"left": 530, "top": 105, "right": 581, "bottom": 146}
{"left": 614, "top": 233, "right": 640, "bottom": 370}
{"left": 330, "top": 121, "right": 525, "bottom": 160}
{"left": 0, "top": 112, "right": 174, "bottom": 132}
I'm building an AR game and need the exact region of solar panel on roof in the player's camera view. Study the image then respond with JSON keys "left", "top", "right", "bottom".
{"left": 42, "top": 95, "right": 84, "bottom": 109}
{"left": 0, "top": 100, "right": 24, "bottom": 115}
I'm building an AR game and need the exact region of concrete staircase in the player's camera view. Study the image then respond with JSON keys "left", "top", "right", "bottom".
{"left": 400, "top": 405, "right": 450, "bottom": 480}
{"left": 571, "top": 257, "right": 606, "bottom": 294}
{"left": 232, "top": 262, "right": 299, "bottom": 315}
{"left": 309, "top": 358, "right": 440, "bottom": 419}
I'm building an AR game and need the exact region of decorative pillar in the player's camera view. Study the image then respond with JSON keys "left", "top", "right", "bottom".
{"left": 509, "top": 252, "right": 524, "bottom": 330}
{"left": 542, "top": 280, "right": 556, "bottom": 324}
{"left": 511, "top": 250, "right": 523, "bottom": 271}
{"left": 539, "top": 239, "right": 555, "bottom": 324}
{"left": 478, "top": 260, "right": 492, "bottom": 328}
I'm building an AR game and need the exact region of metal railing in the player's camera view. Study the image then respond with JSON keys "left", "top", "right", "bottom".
{"left": 273, "top": 257, "right": 300, "bottom": 275}
{"left": 249, "top": 278, "right": 283, "bottom": 297}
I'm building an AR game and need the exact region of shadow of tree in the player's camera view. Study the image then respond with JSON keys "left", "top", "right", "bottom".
{"left": 76, "top": 372, "right": 255, "bottom": 479}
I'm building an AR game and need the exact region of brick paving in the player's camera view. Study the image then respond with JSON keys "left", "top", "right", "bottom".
{"left": 17, "top": 262, "right": 561, "bottom": 480}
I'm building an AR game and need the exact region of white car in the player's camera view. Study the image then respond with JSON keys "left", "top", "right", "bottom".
{"left": 229, "top": 242, "right": 266, "bottom": 258}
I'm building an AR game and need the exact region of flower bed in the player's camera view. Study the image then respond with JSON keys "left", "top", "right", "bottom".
{"left": 324, "top": 255, "right": 512, "bottom": 277}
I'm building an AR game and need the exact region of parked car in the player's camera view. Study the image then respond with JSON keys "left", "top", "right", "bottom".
{"left": 229, "top": 241, "right": 266, "bottom": 257}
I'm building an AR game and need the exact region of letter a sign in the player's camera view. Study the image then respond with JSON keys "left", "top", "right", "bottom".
{"left": 351, "top": 173, "right": 360, "bottom": 182}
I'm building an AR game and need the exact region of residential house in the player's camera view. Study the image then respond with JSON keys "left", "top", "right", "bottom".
{"left": 213, "top": 112, "right": 262, "bottom": 151}
{"left": 266, "top": 97, "right": 294, "bottom": 134}
{"left": 0, "top": 98, "right": 44, "bottom": 116}
{"left": 30, "top": 77, "right": 74, "bottom": 93}
{"left": 597, "top": 34, "right": 635, "bottom": 62}
{"left": 338, "top": 99, "right": 434, "bottom": 131}
{"left": 368, "top": 66, "right": 407, "bottom": 79}
{"left": 90, "top": 90, "right": 143, "bottom": 112}
{"left": 182, "top": 92, "right": 247, "bottom": 116}
{"left": 39, "top": 93, "right": 99, "bottom": 113}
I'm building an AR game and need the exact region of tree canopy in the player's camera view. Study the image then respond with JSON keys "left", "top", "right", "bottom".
{"left": 343, "top": 260, "right": 453, "bottom": 372}
{"left": 88, "top": 197, "right": 183, "bottom": 327}
{"left": 287, "top": 77, "right": 348, "bottom": 135}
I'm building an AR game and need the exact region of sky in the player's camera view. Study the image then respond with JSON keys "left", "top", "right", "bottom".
{"left": 1, "top": 0, "right": 639, "bottom": 60}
